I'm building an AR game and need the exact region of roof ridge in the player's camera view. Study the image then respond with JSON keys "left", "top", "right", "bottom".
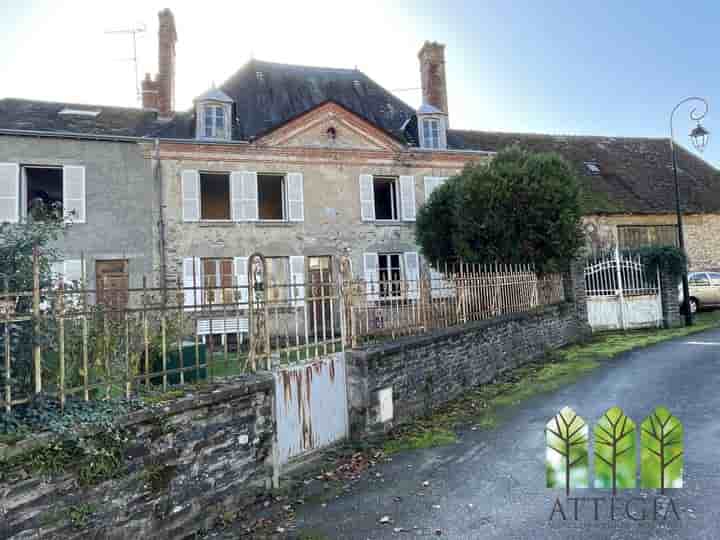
{"left": 250, "top": 58, "right": 361, "bottom": 74}
{"left": 447, "top": 128, "right": 670, "bottom": 142}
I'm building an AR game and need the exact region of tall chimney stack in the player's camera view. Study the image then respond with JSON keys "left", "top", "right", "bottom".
{"left": 156, "top": 8, "right": 177, "bottom": 117}
{"left": 418, "top": 41, "right": 448, "bottom": 121}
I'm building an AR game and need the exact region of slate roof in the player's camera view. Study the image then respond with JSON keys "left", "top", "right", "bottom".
{"left": 0, "top": 98, "right": 165, "bottom": 138}
{"left": 155, "top": 59, "right": 417, "bottom": 141}
{"left": 447, "top": 130, "right": 720, "bottom": 215}
{"left": 1, "top": 60, "right": 718, "bottom": 215}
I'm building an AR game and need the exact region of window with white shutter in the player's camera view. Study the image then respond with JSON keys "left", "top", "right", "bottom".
{"left": 289, "top": 256, "right": 306, "bottom": 307}
{"left": 241, "top": 171, "right": 259, "bottom": 220}
{"left": 0, "top": 163, "right": 19, "bottom": 223}
{"left": 181, "top": 170, "right": 200, "bottom": 222}
{"left": 183, "top": 257, "right": 201, "bottom": 310}
{"left": 62, "top": 166, "right": 86, "bottom": 223}
{"left": 287, "top": 173, "right": 304, "bottom": 222}
{"left": 363, "top": 252, "right": 379, "bottom": 302}
{"left": 359, "top": 174, "right": 375, "bottom": 221}
{"left": 399, "top": 176, "right": 416, "bottom": 221}
{"left": 423, "top": 176, "right": 448, "bottom": 203}
{"left": 403, "top": 252, "right": 420, "bottom": 299}
{"left": 230, "top": 172, "right": 243, "bottom": 221}
{"left": 233, "top": 256, "right": 249, "bottom": 304}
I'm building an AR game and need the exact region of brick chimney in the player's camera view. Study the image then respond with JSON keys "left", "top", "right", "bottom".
{"left": 142, "top": 9, "right": 177, "bottom": 117}
{"left": 418, "top": 41, "right": 448, "bottom": 121}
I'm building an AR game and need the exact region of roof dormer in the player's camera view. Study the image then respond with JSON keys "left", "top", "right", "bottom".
{"left": 417, "top": 103, "right": 447, "bottom": 150}
{"left": 194, "top": 87, "right": 233, "bottom": 141}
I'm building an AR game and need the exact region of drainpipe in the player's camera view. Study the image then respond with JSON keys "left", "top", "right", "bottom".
{"left": 153, "top": 138, "right": 168, "bottom": 302}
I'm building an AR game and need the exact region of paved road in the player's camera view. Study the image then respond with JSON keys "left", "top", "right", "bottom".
{"left": 292, "top": 329, "right": 720, "bottom": 539}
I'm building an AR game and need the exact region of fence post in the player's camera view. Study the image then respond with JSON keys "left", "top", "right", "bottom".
{"left": 32, "top": 247, "right": 42, "bottom": 395}
{"left": 614, "top": 247, "right": 626, "bottom": 330}
{"left": 562, "top": 258, "right": 591, "bottom": 337}
{"left": 4, "top": 275, "right": 12, "bottom": 412}
{"left": 659, "top": 266, "right": 682, "bottom": 328}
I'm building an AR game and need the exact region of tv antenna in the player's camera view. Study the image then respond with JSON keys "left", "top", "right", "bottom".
{"left": 105, "top": 24, "right": 146, "bottom": 104}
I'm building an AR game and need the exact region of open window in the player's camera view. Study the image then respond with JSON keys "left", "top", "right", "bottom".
{"left": 200, "top": 172, "right": 231, "bottom": 220}
{"left": 25, "top": 166, "right": 63, "bottom": 218}
{"left": 258, "top": 174, "right": 286, "bottom": 220}
{"left": 373, "top": 177, "right": 399, "bottom": 221}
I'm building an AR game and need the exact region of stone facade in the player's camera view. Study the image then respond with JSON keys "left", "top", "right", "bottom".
{"left": 584, "top": 213, "right": 720, "bottom": 271}
{"left": 0, "top": 134, "right": 157, "bottom": 290}
{"left": 152, "top": 105, "right": 488, "bottom": 283}
{"left": 346, "top": 302, "right": 587, "bottom": 437}
{"left": 0, "top": 375, "right": 274, "bottom": 540}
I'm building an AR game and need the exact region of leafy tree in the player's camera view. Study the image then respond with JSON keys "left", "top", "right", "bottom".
{"left": 0, "top": 206, "right": 66, "bottom": 396}
{"left": 416, "top": 147, "right": 584, "bottom": 273}
{"left": 594, "top": 407, "right": 636, "bottom": 494}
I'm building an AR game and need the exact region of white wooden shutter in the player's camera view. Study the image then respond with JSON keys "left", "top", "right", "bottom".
{"left": 0, "top": 163, "right": 19, "bottom": 223}
{"left": 230, "top": 171, "right": 243, "bottom": 221}
{"left": 359, "top": 174, "right": 375, "bottom": 221}
{"left": 181, "top": 170, "right": 200, "bottom": 222}
{"left": 64, "top": 260, "right": 83, "bottom": 286}
{"left": 289, "top": 256, "right": 306, "bottom": 307}
{"left": 287, "top": 173, "right": 304, "bottom": 222}
{"left": 363, "top": 252, "right": 379, "bottom": 302}
{"left": 403, "top": 252, "right": 420, "bottom": 299}
{"left": 183, "top": 257, "right": 201, "bottom": 310}
{"left": 240, "top": 171, "right": 258, "bottom": 220}
{"left": 399, "top": 175, "right": 416, "bottom": 221}
{"left": 62, "top": 165, "right": 85, "bottom": 223}
{"left": 233, "top": 257, "right": 249, "bottom": 304}
{"left": 424, "top": 176, "right": 447, "bottom": 202}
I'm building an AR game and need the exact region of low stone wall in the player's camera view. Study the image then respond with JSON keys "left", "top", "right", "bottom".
{"left": 0, "top": 375, "right": 274, "bottom": 540}
{"left": 346, "top": 303, "right": 588, "bottom": 436}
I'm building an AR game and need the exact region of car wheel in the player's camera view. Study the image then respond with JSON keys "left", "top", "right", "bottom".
{"left": 689, "top": 298, "right": 699, "bottom": 314}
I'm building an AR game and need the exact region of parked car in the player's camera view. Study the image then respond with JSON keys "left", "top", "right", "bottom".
{"left": 679, "top": 271, "right": 720, "bottom": 313}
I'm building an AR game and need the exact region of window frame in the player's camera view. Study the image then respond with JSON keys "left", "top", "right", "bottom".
{"left": 21, "top": 164, "right": 64, "bottom": 220}
{"left": 199, "top": 257, "right": 235, "bottom": 307}
{"left": 199, "top": 102, "right": 230, "bottom": 141}
{"left": 422, "top": 118, "right": 440, "bottom": 149}
{"left": 377, "top": 252, "right": 404, "bottom": 298}
{"left": 198, "top": 171, "right": 232, "bottom": 222}
{"left": 257, "top": 172, "right": 288, "bottom": 222}
{"left": 617, "top": 224, "right": 679, "bottom": 250}
{"left": 372, "top": 175, "right": 400, "bottom": 222}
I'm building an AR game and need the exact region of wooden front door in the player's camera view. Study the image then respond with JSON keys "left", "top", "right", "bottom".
{"left": 307, "top": 256, "right": 334, "bottom": 338}
{"left": 96, "top": 259, "right": 129, "bottom": 314}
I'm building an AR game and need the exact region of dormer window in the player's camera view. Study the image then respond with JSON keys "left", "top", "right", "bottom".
{"left": 194, "top": 86, "right": 234, "bottom": 141}
{"left": 422, "top": 118, "right": 440, "bottom": 149}
{"left": 417, "top": 103, "right": 447, "bottom": 150}
{"left": 203, "top": 104, "right": 227, "bottom": 139}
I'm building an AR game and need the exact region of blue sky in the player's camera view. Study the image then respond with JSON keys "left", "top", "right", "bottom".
{"left": 1, "top": 1, "right": 717, "bottom": 166}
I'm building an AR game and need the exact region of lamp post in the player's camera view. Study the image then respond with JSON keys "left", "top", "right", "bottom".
{"left": 670, "top": 97, "right": 710, "bottom": 326}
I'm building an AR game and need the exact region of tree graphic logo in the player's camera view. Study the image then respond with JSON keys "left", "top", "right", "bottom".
{"left": 594, "top": 407, "right": 635, "bottom": 493}
{"left": 545, "top": 406, "right": 683, "bottom": 494}
{"left": 545, "top": 407, "right": 589, "bottom": 494}
{"left": 641, "top": 406, "right": 683, "bottom": 492}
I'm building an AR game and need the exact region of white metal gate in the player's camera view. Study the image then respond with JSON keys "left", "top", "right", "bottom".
{"left": 274, "top": 352, "right": 349, "bottom": 465}
{"left": 585, "top": 250, "right": 662, "bottom": 331}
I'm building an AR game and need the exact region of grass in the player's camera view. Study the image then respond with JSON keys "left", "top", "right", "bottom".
{"left": 382, "top": 310, "right": 720, "bottom": 454}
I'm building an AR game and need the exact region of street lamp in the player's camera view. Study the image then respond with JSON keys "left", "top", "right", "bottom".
{"left": 670, "top": 97, "right": 710, "bottom": 326}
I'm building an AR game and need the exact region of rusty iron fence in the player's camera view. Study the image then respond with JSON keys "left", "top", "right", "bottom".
{"left": 345, "top": 262, "right": 564, "bottom": 346}
{"left": 1, "top": 254, "right": 565, "bottom": 412}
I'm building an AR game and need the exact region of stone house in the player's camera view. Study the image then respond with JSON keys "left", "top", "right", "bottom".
{"left": 1, "top": 7, "right": 719, "bottom": 318}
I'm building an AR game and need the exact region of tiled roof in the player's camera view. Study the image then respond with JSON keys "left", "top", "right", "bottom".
{"left": 447, "top": 130, "right": 720, "bottom": 214}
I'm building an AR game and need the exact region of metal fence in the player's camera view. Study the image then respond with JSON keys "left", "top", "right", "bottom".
{"left": 1, "top": 254, "right": 565, "bottom": 411}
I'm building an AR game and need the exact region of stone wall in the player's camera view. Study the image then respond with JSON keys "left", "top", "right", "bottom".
{"left": 0, "top": 375, "right": 274, "bottom": 540}
{"left": 346, "top": 302, "right": 588, "bottom": 437}
{"left": 584, "top": 213, "right": 720, "bottom": 271}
